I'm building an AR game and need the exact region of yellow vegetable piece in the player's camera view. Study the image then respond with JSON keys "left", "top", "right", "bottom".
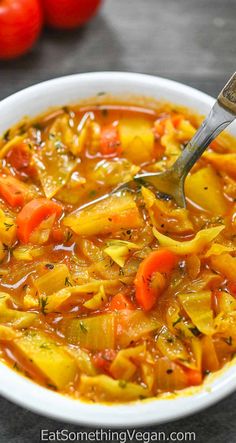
{"left": 119, "top": 117, "right": 154, "bottom": 163}
{"left": 140, "top": 352, "right": 155, "bottom": 391}
{"left": 191, "top": 337, "right": 202, "bottom": 371}
{"left": 33, "top": 119, "right": 76, "bottom": 199}
{"left": 0, "top": 325, "right": 19, "bottom": 341}
{"left": 67, "top": 347, "right": 96, "bottom": 376}
{"left": 0, "top": 209, "right": 16, "bottom": 245}
{"left": 92, "top": 159, "right": 140, "bottom": 187}
{"left": 83, "top": 285, "right": 107, "bottom": 310}
{"left": 34, "top": 264, "right": 73, "bottom": 296}
{"left": 185, "top": 166, "right": 227, "bottom": 215}
{"left": 64, "top": 193, "right": 143, "bottom": 236}
{"left": 210, "top": 253, "right": 236, "bottom": 282}
{"left": 61, "top": 314, "right": 115, "bottom": 351}
{"left": 155, "top": 357, "right": 188, "bottom": 391}
{"left": 178, "top": 291, "right": 215, "bottom": 335}
{"left": 161, "top": 119, "right": 181, "bottom": 160}
{"left": 14, "top": 331, "right": 77, "bottom": 389}
{"left": 44, "top": 279, "right": 124, "bottom": 313}
{"left": 176, "top": 119, "right": 196, "bottom": 142}
{"left": 104, "top": 240, "right": 140, "bottom": 267}
{"left": 116, "top": 311, "right": 160, "bottom": 348}
{"left": 217, "top": 291, "right": 236, "bottom": 313}
{"left": 0, "top": 242, "right": 5, "bottom": 262}
{"left": 205, "top": 243, "right": 235, "bottom": 258}
{"left": 110, "top": 344, "right": 146, "bottom": 381}
{"left": 142, "top": 187, "right": 193, "bottom": 235}
{"left": 79, "top": 374, "right": 150, "bottom": 401}
{"left": 156, "top": 326, "right": 189, "bottom": 362}
{"left": 0, "top": 292, "right": 36, "bottom": 328}
{"left": 201, "top": 336, "right": 219, "bottom": 372}
{"left": 204, "top": 152, "right": 236, "bottom": 179}
{"left": 13, "top": 245, "right": 47, "bottom": 261}
{"left": 153, "top": 225, "right": 224, "bottom": 255}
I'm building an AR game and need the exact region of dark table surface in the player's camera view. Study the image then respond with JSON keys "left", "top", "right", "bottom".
{"left": 0, "top": 0, "right": 236, "bottom": 441}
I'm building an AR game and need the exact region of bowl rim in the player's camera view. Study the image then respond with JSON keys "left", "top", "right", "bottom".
{"left": 0, "top": 71, "right": 236, "bottom": 428}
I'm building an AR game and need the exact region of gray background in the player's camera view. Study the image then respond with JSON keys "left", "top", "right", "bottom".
{"left": 0, "top": 0, "right": 236, "bottom": 441}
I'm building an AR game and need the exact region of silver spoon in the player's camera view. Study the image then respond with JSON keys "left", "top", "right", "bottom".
{"left": 80, "top": 72, "right": 236, "bottom": 210}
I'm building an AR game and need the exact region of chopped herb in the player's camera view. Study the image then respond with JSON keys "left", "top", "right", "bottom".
{"left": 189, "top": 326, "right": 201, "bottom": 337}
{"left": 204, "top": 369, "right": 211, "bottom": 375}
{"left": 204, "top": 187, "right": 208, "bottom": 190}
{"left": 39, "top": 296, "right": 49, "bottom": 315}
{"left": 4, "top": 222, "right": 14, "bottom": 231}
{"left": 89, "top": 190, "right": 97, "bottom": 198}
{"left": 224, "top": 336, "right": 233, "bottom": 346}
{"left": 118, "top": 380, "right": 127, "bottom": 389}
{"left": 166, "top": 337, "right": 174, "bottom": 343}
{"left": 13, "top": 362, "right": 22, "bottom": 372}
{"left": 22, "top": 284, "right": 28, "bottom": 291}
{"left": 173, "top": 316, "right": 182, "bottom": 327}
{"left": 65, "top": 231, "right": 73, "bottom": 243}
{"left": 65, "top": 276, "right": 73, "bottom": 287}
{"left": 48, "top": 133, "right": 56, "bottom": 140}
{"left": 33, "top": 123, "right": 42, "bottom": 130}
{"left": 55, "top": 140, "right": 63, "bottom": 150}
{"left": 101, "top": 108, "right": 108, "bottom": 117}
{"left": 45, "top": 263, "right": 54, "bottom": 270}
{"left": 18, "top": 124, "right": 27, "bottom": 135}
{"left": 79, "top": 322, "right": 88, "bottom": 334}
{"left": 97, "top": 91, "right": 106, "bottom": 96}
{"left": 39, "top": 343, "right": 51, "bottom": 350}
{"left": 3, "top": 129, "right": 10, "bottom": 141}
{"left": 47, "top": 383, "right": 57, "bottom": 390}
{"left": 166, "top": 368, "right": 173, "bottom": 374}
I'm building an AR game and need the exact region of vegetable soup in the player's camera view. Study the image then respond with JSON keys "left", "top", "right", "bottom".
{"left": 0, "top": 100, "right": 236, "bottom": 403}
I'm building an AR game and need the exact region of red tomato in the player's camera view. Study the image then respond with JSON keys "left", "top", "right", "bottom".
{"left": 41, "top": 0, "right": 102, "bottom": 29}
{"left": 0, "top": 0, "right": 43, "bottom": 60}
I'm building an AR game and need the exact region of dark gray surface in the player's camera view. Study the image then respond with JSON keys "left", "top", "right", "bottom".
{"left": 0, "top": 0, "right": 236, "bottom": 441}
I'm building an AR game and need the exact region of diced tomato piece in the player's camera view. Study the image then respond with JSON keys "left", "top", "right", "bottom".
{"left": 109, "top": 293, "right": 134, "bottom": 311}
{"left": 0, "top": 175, "right": 28, "bottom": 207}
{"left": 184, "top": 368, "right": 202, "bottom": 386}
{"left": 93, "top": 349, "right": 117, "bottom": 373}
{"left": 7, "top": 143, "right": 36, "bottom": 177}
{"left": 100, "top": 124, "right": 121, "bottom": 157}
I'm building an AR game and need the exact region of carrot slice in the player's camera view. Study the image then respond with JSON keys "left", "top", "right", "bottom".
{"left": 0, "top": 175, "right": 29, "bottom": 207}
{"left": 135, "top": 249, "right": 177, "bottom": 311}
{"left": 100, "top": 124, "right": 121, "bottom": 157}
{"left": 109, "top": 293, "right": 134, "bottom": 311}
{"left": 93, "top": 349, "right": 117, "bottom": 373}
{"left": 17, "top": 198, "right": 62, "bottom": 243}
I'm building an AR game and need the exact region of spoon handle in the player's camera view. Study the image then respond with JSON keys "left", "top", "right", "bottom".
{"left": 171, "top": 72, "right": 236, "bottom": 180}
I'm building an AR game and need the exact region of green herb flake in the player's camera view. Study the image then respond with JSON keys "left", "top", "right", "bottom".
{"left": 39, "top": 343, "right": 51, "bottom": 350}
{"left": 189, "top": 326, "right": 201, "bottom": 337}
{"left": 118, "top": 380, "right": 127, "bottom": 389}
{"left": 65, "top": 276, "right": 73, "bottom": 287}
{"left": 3, "top": 129, "right": 10, "bottom": 141}
{"left": 224, "top": 336, "right": 233, "bottom": 346}
{"left": 79, "top": 322, "right": 88, "bottom": 334}
{"left": 172, "top": 316, "right": 182, "bottom": 327}
{"left": 39, "top": 296, "right": 49, "bottom": 315}
{"left": 4, "top": 222, "right": 14, "bottom": 232}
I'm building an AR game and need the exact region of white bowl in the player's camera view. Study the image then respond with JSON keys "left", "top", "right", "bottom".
{"left": 0, "top": 72, "right": 236, "bottom": 427}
